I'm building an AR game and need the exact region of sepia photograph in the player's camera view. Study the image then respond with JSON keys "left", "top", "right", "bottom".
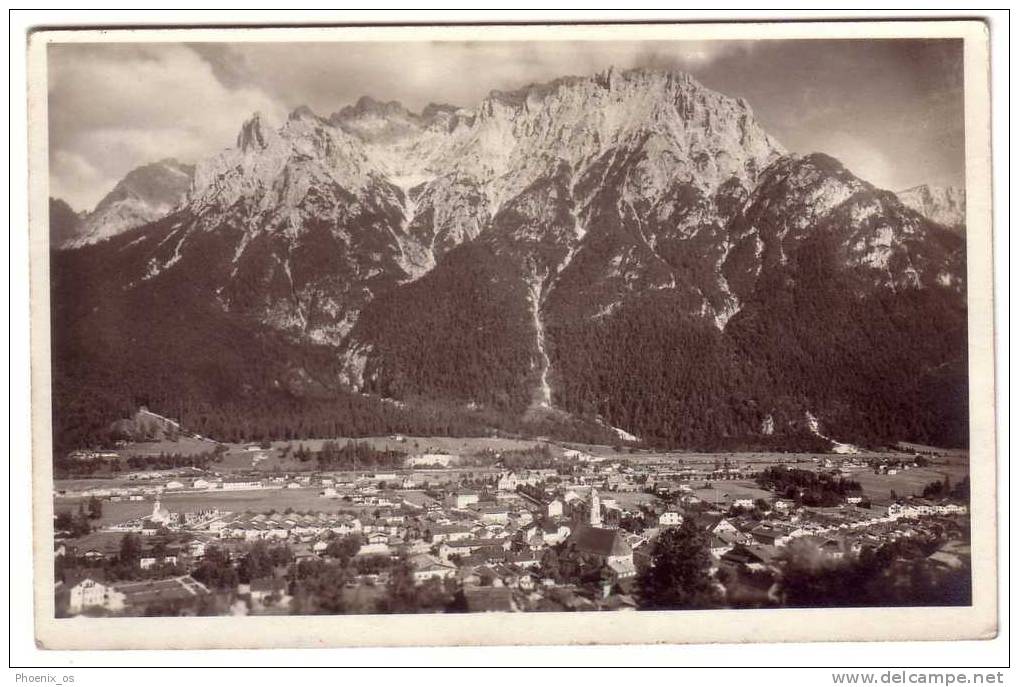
{"left": 25, "top": 19, "right": 997, "bottom": 651}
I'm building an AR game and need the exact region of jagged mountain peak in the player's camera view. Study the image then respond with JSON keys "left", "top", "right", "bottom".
{"left": 123, "top": 65, "right": 794, "bottom": 346}
{"left": 420, "top": 102, "right": 459, "bottom": 118}
{"left": 288, "top": 104, "right": 322, "bottom": 122}
{"left": 58, "top": 70, "right": 960, "bottom": 360}
{"left": 897, "top": 183, "right": 966, "bottom": 231}
{"left": 721, "top": 152, "right": 965, "bottom": 302}
{"left": 236, "top": 110, "right": 277, "bottom": 152}
{"left": 341, "top": 95, "right": 412, "bottom": 117}
{"left": 58, "top": 159, "right": 195, "bottom": 249}
{"left": 52, "top": 67, "right": 969, "bottom": 452}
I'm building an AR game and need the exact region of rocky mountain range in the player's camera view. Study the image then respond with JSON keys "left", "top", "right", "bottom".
{"left": 49, "top": 68, "right": 968, "bottom": 453}
{"left": 897, "top": 184, "right": 966, "bottom": 233}
{"left": 53, "top": 158, "right": 194, "bottom": 249}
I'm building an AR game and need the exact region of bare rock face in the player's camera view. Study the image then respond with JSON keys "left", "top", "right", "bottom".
{"left": 52, "top": 67, "right": 968, "bottom": 448}
{"left": 60, "top": 159, "right": 194, "bottom": 249}
{"left": 897, "top": 184, "right": 966, "bottom": 232}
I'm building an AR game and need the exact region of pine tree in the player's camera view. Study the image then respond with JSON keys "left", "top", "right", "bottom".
{"left": 638, "top": 519, "right": 719, "bottom": 610}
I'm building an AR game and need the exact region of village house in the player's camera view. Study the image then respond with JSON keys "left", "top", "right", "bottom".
{"left": 139, "top": 546, "right": 181, "bottom": 570}
{"left": 658, "top": 510, "right": 683, "bottom": 527}
{"left": 220, "top": 477, "right": 263, "bottom": 491}
{"left": 68, "top": 577, "right": 123, "bottom": 614}
{"left": 695, "top": 514, "right": 740, "bottom": 538}
{"left": 406, "top": 453, "right": 456, "bottom": 468}
{"left": 450, "top": 491, "right": 480, "bottom": 510}
{"left": 720, "top": 543, "right": 781, "bottom": 574}
{"left": 569, "top": 524, "right": 637, "bottom": 579}
{"left": 429, "top": 523, "right": 474, "bottom": 543}
{"left": 68, "top": 575, "right": 209, "bottom": 615}
{"left": 409, "top": 553, "right": 458, "bottom": 584}
{"left": 474, "top": 503, "right": 510, "bottom": 525}
{"left": 518, "top": 520, "right": 571, "bottom": 548}
{"left": 497, "top": 472, "right": 521, "bottom": 491}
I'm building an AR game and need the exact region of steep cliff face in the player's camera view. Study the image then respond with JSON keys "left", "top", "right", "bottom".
{"left": 50, "top": 67, "right": 969, "bottom": 449}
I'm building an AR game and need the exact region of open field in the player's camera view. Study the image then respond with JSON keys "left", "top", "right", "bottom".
{"left": 98, "top": 433, "right": 971, "bottom": 475}
{"left": 688, "top": 481, "right": 775, "bottom": 503}
{"left": 603, "top": 491, "right": 656, "bottom": 509}
{"left": 54, "top": 487, "right": 378, "bottom": 526}
{"left": 851, "top": 466, "right": 967, "bottom": 506}
{"left": 116, "top": 436, "right": 220, "bottom": 457}
{"left": 566, "top": 447, "right": 918, "bottom": 467}
{"left": 267, "top": 435, "right": 547, "bottom": 455}
{"left": 108, "top": 435, "right": 556, "bottom": 473}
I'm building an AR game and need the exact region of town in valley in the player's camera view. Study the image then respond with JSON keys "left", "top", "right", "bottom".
{"left": 45, "top": 42, "right": 973, "bottom": 621}
{"left": 54, "top": 408, "right": 971, "bottom": 617}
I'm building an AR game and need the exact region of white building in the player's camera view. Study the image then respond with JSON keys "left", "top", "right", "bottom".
{"left": 406, "top": 454, "right": 456, "bottom": 468}
{"left": 68, "top": 578, "right": 124, "bottom": 614}
{"left": 659, "top": 511, "right": 683, "bottom": 527}
{"left": 452, "top": 492, "right": 480, "bottom": 509}
{"left": 409, "top": 554, "right": 457, "bottom": 584}
{"left": 221, "top": 478, "right": 263, "bottom": 491}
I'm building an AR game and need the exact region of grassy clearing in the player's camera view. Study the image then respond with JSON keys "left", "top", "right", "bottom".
{"left": 603, "top": 491, "right": 656, "bottom": 509}
{"left": 687, "top": 481, "right": 775, "bottom": 503}
{"left": 851, "top": 467, "right": 967, "bottom": 506}
{"left": 110, "top": 435, "right": 555, "bottom": 473}
{"left": 55, "top": 487, "right": 377, "bottom": 526}
{"left": 116, "top": 436, "right": 220, "bottom": 457}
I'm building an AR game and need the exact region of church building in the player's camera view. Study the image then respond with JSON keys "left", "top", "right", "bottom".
{"left": 566, "top": 488, "right": 637, "bottom": 580}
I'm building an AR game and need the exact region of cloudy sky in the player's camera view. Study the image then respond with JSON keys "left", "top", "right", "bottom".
{"left": 48, "top": 38, "right": 964, "bottom": 212}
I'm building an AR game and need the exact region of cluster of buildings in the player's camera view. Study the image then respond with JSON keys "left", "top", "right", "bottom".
{"left": 55, "top": 451, "right": 970, "bottom": 616}
{"left": 66, "top": 575, "right": 209, "bottom": 615}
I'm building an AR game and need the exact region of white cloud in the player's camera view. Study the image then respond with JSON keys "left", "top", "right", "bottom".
{"left": 48, "top": 43, "right": 285, "bottom": 210}
{"left": 48, "top": 149, "right": 112, "bottom": 212}
{"left": 194, "top": 40, "right": 748, "bottom": 115}
{"left": 48, "top": 40, "right": 751, "bottom": 210}
{"left": 814, "top": 131, "right": 897, "bottom": 192}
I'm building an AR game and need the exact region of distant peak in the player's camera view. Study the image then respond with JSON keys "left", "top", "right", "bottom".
{"left": 420, "top": 102, "right": 459, "bottom": 118}
{"left": 152, "top": 157, "right": 195, "bottom": 174}
{"left": 480, "top": 66, "right": 709, "bottom": 113}
{"left": 335, "top": 96, "right": 411, "bottom": 120}
{"left": 594, "top": 65, "right": 699, "bottom": 87}
{"left": 898, "top": 184, "right": 965, "bottom": 199}
{"left": 288, "top": 105, "right": 319, "bottom": 121}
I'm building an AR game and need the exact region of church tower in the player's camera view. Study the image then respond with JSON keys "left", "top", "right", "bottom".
{"left": 151, "top": 497, "right": 170, "bottom": 525}
{"left": 589, "top": 488, "right": 602, "bottom": 527}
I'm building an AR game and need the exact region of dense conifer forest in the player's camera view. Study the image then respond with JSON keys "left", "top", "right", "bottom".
{"left": 49, "top": 221, "right": 967, "bottom": 457}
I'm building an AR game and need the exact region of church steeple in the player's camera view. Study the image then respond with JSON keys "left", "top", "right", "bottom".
{"left": 151, "top": 497, "right": 170, "bottom": 525}
{"left": 589, "top": 488, "right": 602, "bottom": 527}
